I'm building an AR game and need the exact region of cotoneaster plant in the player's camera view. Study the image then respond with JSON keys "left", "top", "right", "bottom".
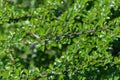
{"left": 0, "top": 0, "right": 120, "bottom": 80}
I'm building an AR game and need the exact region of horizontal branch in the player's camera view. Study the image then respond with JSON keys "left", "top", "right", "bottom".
{"left": 32, "top": 26, "right": 112, "bottom": 44}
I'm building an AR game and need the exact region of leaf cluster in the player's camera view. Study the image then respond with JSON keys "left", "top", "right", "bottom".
{"left": 0, "top": 0, "right": 120, "bottom": 79}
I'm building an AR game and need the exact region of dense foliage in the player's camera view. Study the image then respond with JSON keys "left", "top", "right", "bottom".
{"left": 0, "top": 0, "right": 120, "bottom": 79}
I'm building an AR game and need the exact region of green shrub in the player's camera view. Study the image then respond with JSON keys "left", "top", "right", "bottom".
{"left": 0, "top": 0, "right": 120, "bottom": 79}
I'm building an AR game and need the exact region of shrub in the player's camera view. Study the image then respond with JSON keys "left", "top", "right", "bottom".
{"left": 0, "top": 0, "right": 120, "bottom": 79}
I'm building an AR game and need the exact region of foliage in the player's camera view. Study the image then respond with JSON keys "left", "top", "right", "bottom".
{"left": 0, "top": 0, "right": 120, "bottom": 79}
